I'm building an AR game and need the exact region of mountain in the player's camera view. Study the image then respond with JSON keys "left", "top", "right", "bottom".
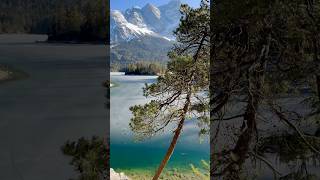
{"left": 110, "top": 0, "right": 182, "bottom": 42}
{"left": 110, "top": 36, "right": 173, "bottom": 67}
{"left": 110, "top": 10, "right": 156, "bottom": 42}
{"left": 110, "top": 0, "right": 182, "bottom": 67}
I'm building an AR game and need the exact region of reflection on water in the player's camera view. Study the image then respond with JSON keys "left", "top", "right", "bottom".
{"left": 0, "top": 34, "right": 107, "bottom": 180}
{"left": 110, "top": 74, "right": 209, "bottom": 170}
{"left": 211, "top": 101, "right": 320, "bottom": 179}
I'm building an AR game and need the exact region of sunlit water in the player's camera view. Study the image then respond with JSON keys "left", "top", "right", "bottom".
{"left": 110, "top": 73, "right": 210, "bottom": 171}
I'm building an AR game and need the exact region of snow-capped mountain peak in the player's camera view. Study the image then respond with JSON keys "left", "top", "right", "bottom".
{"left": 111, "top": 10, "right": 127, "bottom": 24}
{"left": 111, "top": 10, "right": 156, "bottom": 42}
{"left": 111, "top": 0, "right": 182, "bottom": 43}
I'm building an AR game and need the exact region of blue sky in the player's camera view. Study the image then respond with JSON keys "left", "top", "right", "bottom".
{"left": 111, "top": 0, "right": 200, "bottom": 11}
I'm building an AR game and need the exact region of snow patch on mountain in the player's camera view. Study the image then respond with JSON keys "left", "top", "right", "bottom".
{"left": 111, "top": 10, "right": 156, "bottom": 42}
{"left": 110, "top": 0, "right": 182, "bottom": 43}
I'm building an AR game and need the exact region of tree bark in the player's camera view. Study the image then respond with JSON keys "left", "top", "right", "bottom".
{"left": 225, "top": 37, "right": 270, "bottom": 179}
{"left": 224, "top": 91, "right": 258, "bottom": 180}
{"left": 317, "top": 75, "right": 320, "bottom": 101}
{"left": 152, "top": 92, "right": 191, "bottom": 180}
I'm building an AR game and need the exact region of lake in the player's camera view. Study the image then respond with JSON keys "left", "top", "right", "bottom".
{"left": 0, "top": 34, "right": 108, "bottom": 180}
{"left": 110, "top": 73, "right": 210, "bottom": 172}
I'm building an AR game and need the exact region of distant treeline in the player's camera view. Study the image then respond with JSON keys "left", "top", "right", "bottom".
{"left": 113, "top": 62, "right": 166, "bottom": 75}
{"left": 0, "top": 0, "right": 109, "bottom": 43}
{"left": 110, "top": 37, "right": 172, "bottom": 64}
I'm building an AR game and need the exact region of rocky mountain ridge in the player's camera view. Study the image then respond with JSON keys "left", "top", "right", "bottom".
{"left": 110, "top": 0, "right": 182, "bottom": 43}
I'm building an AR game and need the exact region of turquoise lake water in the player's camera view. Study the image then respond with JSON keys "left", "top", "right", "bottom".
{"left": 110, "top": 74, "right": 209, "bottom": 171}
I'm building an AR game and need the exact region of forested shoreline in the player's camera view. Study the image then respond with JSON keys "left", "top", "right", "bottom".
{"left": 111, "top": 62, "right": 165, "bottom": 75}
{"left": 0, "top": 0, "right": 109, "bottom": 43}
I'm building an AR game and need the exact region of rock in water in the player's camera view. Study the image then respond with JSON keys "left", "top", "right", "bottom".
{"left": 110, "top": 168, "right": 131, "bottom": 180}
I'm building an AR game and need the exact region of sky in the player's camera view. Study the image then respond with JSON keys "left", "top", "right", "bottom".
{"left": 111, "top": 0, "right": 200, "bottom": 11}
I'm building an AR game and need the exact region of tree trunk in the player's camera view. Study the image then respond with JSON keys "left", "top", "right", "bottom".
{"left": 152, "top": 93, "right": 191, "bottom": 180}
{"left": 225, "top": 38, "right": 269, "bottom": 179}
{"left": 317, "top": 75, "right": 320, "bottom": 101}
{"left": 225, "top": 93, "right": 258, "bottom": 180}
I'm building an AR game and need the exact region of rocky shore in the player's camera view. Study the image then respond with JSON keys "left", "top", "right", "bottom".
{"left": 110, "top": 168, "right": 208, "bottom": 180}
{"left": 110, "top": 168, "right": 131, "bottom": 180}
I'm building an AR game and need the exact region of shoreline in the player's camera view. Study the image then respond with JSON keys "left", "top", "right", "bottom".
{"left": 0, "top": 34, "right": 109, "bottom": 46}
{"left": 112, "top": 167, "right": 208, "bottom": 180}
{"left": 37, "top": 40, "right": 108, "bottom": 45}
{"left": 0, "top": 64, "right": 28, "bottom": 83}
{"left": 110, "top": 71, "right": 162, "bottom": 76}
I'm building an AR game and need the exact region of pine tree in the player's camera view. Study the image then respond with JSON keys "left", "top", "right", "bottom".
{"left": 211, "top": 0, "right": 320, "bottom": 178}
{"left": 129, "top": 1, "right": 210, "bottom": 179}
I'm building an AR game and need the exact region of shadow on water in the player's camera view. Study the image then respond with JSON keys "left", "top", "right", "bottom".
{"left": 259, "top": 134, "right": 320, "bottom": 180}
{"left": 211, "top": 112, "right": 320, "bottom": 180}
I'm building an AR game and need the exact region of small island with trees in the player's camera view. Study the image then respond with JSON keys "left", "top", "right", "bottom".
{"left": 120, "top": 62, "right": 165, "bottom": 76}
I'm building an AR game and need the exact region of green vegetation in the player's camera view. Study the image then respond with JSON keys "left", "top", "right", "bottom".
{"left": 257, "top": 134, "right": 320, "bottom": 179}
{"left": 129, "top": 1, "right": 210, "bottom": 179}
{"left": 62, "top": 137, "right": 108, "bottom": 180}
{"left": 0, "top": 0, "right": 109, "bottom": 43}
{"left": 121, "top": 62, "right": 165, "bottom": 75}
{"left": 190, "top": 160, "right": 210, "bottom": 180}
{"left": 210, "top": 0, "right": 320, "bottom": 179}
{"left": 110, "top": 37, "right": 172, "bottom": 65}
{"left": 47, "top": 0, "right": 108, "bottom": 42}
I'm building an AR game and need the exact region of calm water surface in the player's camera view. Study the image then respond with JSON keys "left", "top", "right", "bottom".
{"left": 110, "top": 74, "right": 210, "bottom": 171}
{"left": 0, "top": 34, "right": 108, "bottom": 180}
